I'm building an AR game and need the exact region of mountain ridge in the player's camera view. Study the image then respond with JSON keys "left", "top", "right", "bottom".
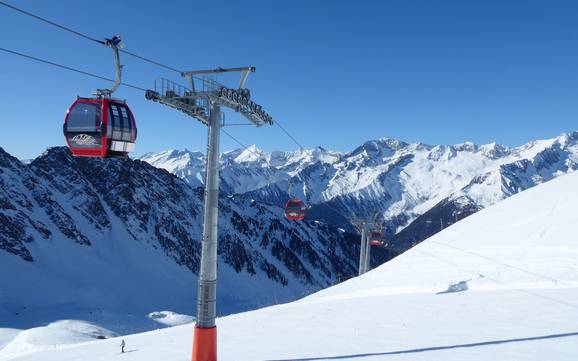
{"left": 140, "top": 131, "right": 578, "bottom": 240}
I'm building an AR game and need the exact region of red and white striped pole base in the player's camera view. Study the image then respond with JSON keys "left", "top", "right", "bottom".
{"left": 192, "top": 325, "right": 217, "bottom": 361}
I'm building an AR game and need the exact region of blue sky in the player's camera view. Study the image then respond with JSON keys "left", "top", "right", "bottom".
{"left": 1, "top": 0, "right": 578, "bottom": 159}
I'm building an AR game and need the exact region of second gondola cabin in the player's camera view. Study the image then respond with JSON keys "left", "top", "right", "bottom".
{"left": 284, "top": 198, "right": 307, "bottom": 221}
{"left": 63, "top": 97, "right": 137, "bottom": 158}
{"left": 369, "top": 231, "right": 384, "bottom": 246}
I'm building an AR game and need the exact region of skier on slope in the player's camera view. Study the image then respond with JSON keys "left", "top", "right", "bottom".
{"left": 121, "top": 339, "right": 126, "bottom": 353}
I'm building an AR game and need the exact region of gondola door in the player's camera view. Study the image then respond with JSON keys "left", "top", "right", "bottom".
{"left": 64, "top": 98, "right": 106, "bottom": 157}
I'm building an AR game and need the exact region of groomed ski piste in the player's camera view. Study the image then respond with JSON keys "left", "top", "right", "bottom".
{"left": 2, "top": 171, "right": 578, "bottom": 361}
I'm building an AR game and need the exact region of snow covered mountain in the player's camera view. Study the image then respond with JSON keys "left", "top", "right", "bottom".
{"left": 0, "top": 147, "right": 392, "bottom": 342}
{"left": 141, "top": 132, "right": 578, "bottom": 241}
{"left": 5, "top": 159, "right": 578, "bottom": 361}
{"left": 139, "top": 145, "right": 341, "bottom": 196}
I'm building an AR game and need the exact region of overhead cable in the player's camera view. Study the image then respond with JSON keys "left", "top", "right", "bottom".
{"left": 0, "top": 47, "right": 147, "bottom": 92}
{"left": 0, "top": 0, "right": 182, "bottom": 74}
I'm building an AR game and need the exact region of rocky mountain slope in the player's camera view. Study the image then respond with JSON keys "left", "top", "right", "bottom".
{"left": 1, "top": 147, "right": 390, "bottom": 333}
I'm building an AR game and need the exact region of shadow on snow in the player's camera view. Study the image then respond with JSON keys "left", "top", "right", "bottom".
{"left": 264, "top": 331, "right": 578, "bottom": 361}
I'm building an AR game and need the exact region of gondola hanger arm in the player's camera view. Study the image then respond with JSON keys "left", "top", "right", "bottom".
{"left": 95, "top": 35, "right": 123, "bottom": 98}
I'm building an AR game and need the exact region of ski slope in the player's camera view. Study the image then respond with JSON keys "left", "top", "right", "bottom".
{"left": 2, "top": 171, "right": 578, "bottom": 361}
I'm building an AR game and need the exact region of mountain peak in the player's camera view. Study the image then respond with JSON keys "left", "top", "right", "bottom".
{"left": 479, "top": 142, "right": 510, "bottom": 159}
{"left": 0, "top": 146, "right": 23, "bottom": 169}
{"left": 31, "top": 146, "right": 76, "bottom": 167}
{"left": 453, "top": 141, "right": 478, "bottom": 152}
{"left": 349, "top": 137, "right": 408, "bottom": 158}
{"left": 234, "top": 144, "right": 266, "bottom": 163}
{"left": 376, "top": 137, "right": 409, "bottom": 150}
{"left": 556, "top": 131, "right": 578, "bottom": 148}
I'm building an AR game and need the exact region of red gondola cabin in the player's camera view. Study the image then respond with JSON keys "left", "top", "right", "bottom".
{"left": 284, "top": 199, "right": 307, "bottom": 221}
{"left": 369, "top": 231, "right": 383, "bottom": 246}
{"left": 63, "top": 97, "right": 137, "bottom": 158}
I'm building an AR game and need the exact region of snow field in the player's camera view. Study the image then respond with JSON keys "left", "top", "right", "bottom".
{"left": 3, "top": 167, "right": 577, "bottom": 361}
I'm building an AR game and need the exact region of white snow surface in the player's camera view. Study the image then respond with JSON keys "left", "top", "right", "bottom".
{"left": 3, "top": 169, "right": 577, "bottom": 361}
{"left": 146, "top": 311, "right": 194, "bottom": 327}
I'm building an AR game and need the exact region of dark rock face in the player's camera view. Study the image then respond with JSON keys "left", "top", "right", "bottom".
{"left": 390, "top": 196, "right": 482, "bottom": 251}
{"left": 1, "top": 147, "right": 388, "bottom": 303}
{"left": 0, "top": 213, "right": 34, "bottom": 262}
{"left": 0, "top": 148, "right": 53, "bottom": 261}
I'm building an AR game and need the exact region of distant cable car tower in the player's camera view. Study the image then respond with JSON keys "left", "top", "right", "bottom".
{"left": 353, "top": 213, "right": 384, "bottom": 275}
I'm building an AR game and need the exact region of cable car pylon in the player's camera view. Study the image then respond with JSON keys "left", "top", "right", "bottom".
{"left": 145, "top": 67, "right": 273, "bottom": 361}
{"left": 352, "top": 212, "right": 384, "bottom": 275}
